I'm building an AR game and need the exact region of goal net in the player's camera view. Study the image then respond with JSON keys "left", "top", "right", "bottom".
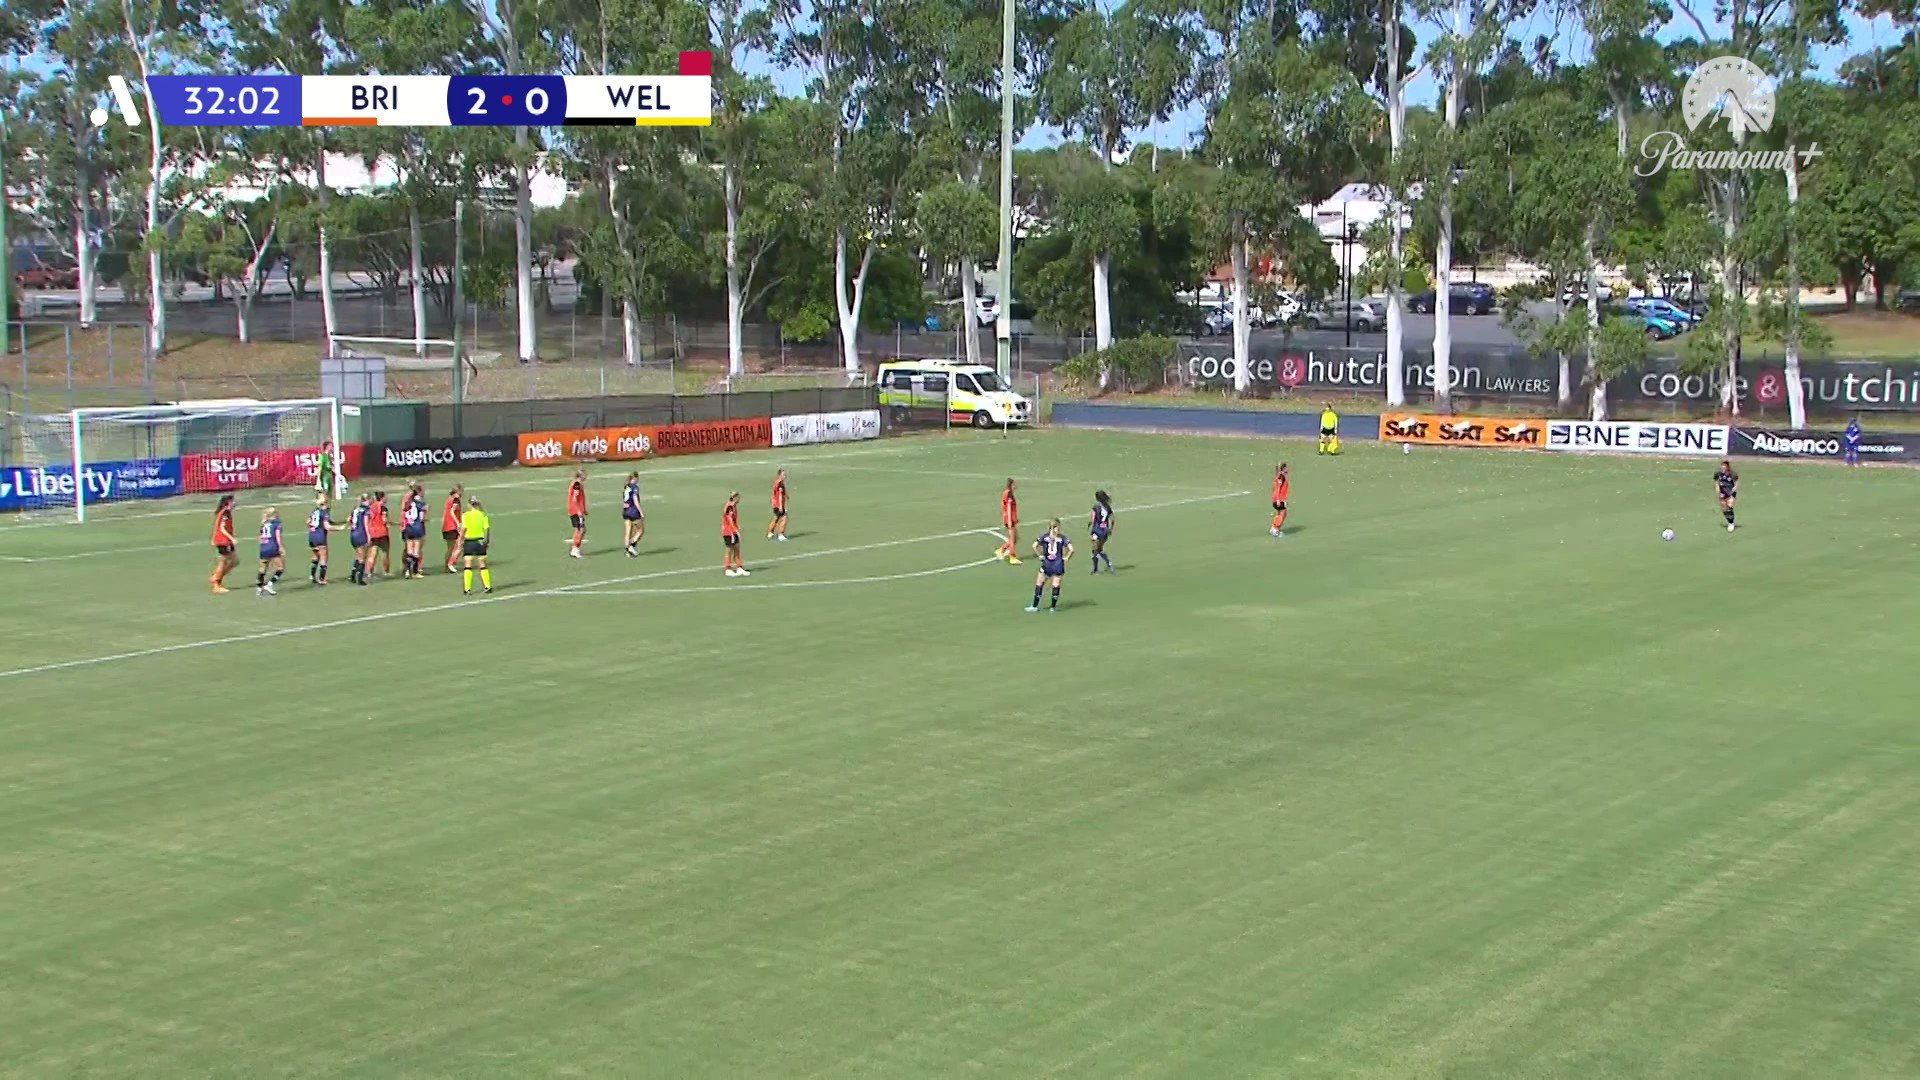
{"left": 7, "top": 398, "right": 344, "bottom": 523}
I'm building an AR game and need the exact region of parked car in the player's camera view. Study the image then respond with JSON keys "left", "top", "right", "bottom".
{"left": 1607, "top": 304, "right": 1686, "bottom": 340}
{"left": 1408, "top": 282, "right": 1496, "bottom": 315}
{"left": 1304, "top": 301, "right": 1382, "bottom": 332}
{"left": 1623, "top": 297, "right": 1703, "bottom": 326}
{"left": 1200, "top": 307, "right": 1234, "bottom": 336}
{"left": 974, "top": 295, "right": 1000, "bottom": 327}
{"left": 14, "top": 264, "right": 80, "bottom": 290}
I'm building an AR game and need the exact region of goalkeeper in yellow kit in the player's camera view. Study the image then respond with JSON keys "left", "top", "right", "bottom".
{"left": 1318, "top": 404, "right": 1340, "bottom": 455}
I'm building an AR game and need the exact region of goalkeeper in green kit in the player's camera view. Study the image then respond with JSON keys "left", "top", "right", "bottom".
{"left": 315, "top": 441, "right": 338, "bottom": 510}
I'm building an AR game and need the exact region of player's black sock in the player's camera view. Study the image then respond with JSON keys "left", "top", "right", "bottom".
{"left": 309, "top": 562, "right": 318, "bottom": 582}
{"left": 1050, "top": 585, "right": 1061, "bottom": 610}
{"left": 351, "top": 559, "right": 362, "bottom": 583}
{"left": 271, "top": 570, "right": 282, "bottom": 583}
{"left": 318, "top": 563, "right": 328, "bottom": 583}
{"left": 1031, "top": 585, "right": 1043, "bottom": 607}
{"left": 256, "top": 572, "right": 265, "bottom": 588}
{"left": 1723, "top": 508, "right": 1735, "bottom": 525}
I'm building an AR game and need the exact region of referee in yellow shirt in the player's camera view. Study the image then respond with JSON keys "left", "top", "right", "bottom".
{"left": 461, "top": 498, "right": 492, "bottom": 595}
{"left": 1318, "top": 403, "right": 1340, "bottom": 455}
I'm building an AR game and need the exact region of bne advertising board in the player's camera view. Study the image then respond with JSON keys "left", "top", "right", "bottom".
{"left": 1544, "top": 421, "right": 1730, "bottom": 455}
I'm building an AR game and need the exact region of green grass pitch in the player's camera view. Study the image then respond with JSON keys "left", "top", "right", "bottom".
{"left": 2, "top": 429, "right": 1918, "bottom": 1078}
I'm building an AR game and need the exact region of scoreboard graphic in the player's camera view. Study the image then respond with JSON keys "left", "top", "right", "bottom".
{"left": 144, "top": 51, "right": 712, "bottom": 128}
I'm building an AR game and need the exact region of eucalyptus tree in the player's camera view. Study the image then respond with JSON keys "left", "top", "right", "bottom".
{"left": 343, "top": 0, "right": 487, "bottom": 357}
{"left": 1036, "top": 0, "right": 1197, "bottom": 355}
{"left": 474, "top": 0, "right": 554, "bottom": 362}
{"left": 232, "top": 0, "right": 353, "bottom": 349}
{"left": 554, "top": 0, "right": 707, "bottom": 366}
{"left": 708, "top": 0, "right": 778, "bottom": 375}
{"left": 14, "top": 0, "right": 138, "bottom": 327}
{"left": 1415, "top": 0, "right": 1530, "bottom": 412}
{"left": 773, "top": 0, "right": 923, "bottom": 378}
{"left": 116, "top": 0, "right": 222, "bottom": 355}
{"left": 1188, "top": 5, "right": 1375, "bottom": 394}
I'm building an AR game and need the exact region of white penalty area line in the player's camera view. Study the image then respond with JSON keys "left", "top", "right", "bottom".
{"left": 0, "top": 489, "right": 1248, "bottom": 682}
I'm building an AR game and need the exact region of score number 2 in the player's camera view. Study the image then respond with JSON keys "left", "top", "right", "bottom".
{"left": 449, "top": 76, "right": 566, "bottom": 126}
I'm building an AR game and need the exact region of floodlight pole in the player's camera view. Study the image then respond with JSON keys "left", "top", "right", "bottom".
{"left": 994, "top": 0, "right": 1015, "bottom": 383}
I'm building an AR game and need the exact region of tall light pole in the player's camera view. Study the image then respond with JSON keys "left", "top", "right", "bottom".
{"left": 994, "top": 0, "right": 1015, "bottom": 383}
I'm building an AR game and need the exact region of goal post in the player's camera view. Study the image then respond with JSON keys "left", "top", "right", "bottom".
{"left": 10, "top": 397, "right": 345, "bottom": 523}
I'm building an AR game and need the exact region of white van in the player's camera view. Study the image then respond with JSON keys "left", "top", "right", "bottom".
{"left": 877, "top": 360, "right": 1033, "bottom": 428}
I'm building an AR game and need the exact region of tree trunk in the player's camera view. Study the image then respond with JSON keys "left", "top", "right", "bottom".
{"left": 1231, "top": 235, "right": 1252, "bottom": 395}
{"left": 144, "top": 121, "right": 165, "bottom": 356}
{"left": 1383, "top": 0, "right": 1407, "bottom": 407}
{"left": 1556, "top": 350, "right": 1572, "bottom": 411}
{"left": 1585, "top": 225, "right": 1605, "bottom": 421}
{"left": 724, "top": 164, "right": 745, "bottom": 376}
{"left": 959, "top": 259, "right": 982, "bottom": 369}
{"left": 1432, "top": 11, "right": 1464, "bottom": 414}
{"left": 834, "top": 228, "right": 874, "bottom": 379}
{"left": 514, "top": 127, "right": 537, "bottom": 363}
{"left": 75, "top": 207, "right": 98, "bottom": 327}
{"left": 409, "top": 201, "right": 428, "bottom": 359}
{"left": 1092, "top": 253, "right": 1114, "bottom": 351}
{"left": 621, "top": 300, "right": 642, "bottom": 368}
{"left": 1783, "top": 145, "right": 1807, "bottom": 429}
{"left": 1719, "top": 131, "right": 1745, "bottom": 416}
{"left": 315, "top": 146, "right": 339, "bottom": 349}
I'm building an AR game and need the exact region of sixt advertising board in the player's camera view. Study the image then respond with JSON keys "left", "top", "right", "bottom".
{"left": 1378, "top": 414, "right": 1548, "bottom": 448}
{"left": 0, "top": 458, "right": 184, "bottom": 512}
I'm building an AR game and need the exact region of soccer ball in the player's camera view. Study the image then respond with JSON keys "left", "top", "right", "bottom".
{"left": 1402, "top": 443, "right": 1411, "bottom": 455}
{"left": 1662, "top": 528, "right": 1675, "bottom": 542}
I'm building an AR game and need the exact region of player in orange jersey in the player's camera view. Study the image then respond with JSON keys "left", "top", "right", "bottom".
{"left": 768, "top": 469, "right": 789, "bottom": 541}
{"left": 721, "top": 492, "right": 749, "bottom": 577}
{"left": 994, "top": 478, "right": 1022, "bottom": 564}
{"left": 365, "top": 490, "right": 392, "bottom": 577}
{"left": 1270, "top": 463, "right": 1290, "bottom": 537}
{"left": 567, "top": 469, "right": 588, "bottom": 558}
{"left": 209, "top": 494, "right": 238, "bottom": 593}
{"left": 441, "top": 486, "right": 464, "bottom": 573}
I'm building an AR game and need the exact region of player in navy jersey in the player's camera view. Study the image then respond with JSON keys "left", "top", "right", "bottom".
{"left": 347, "top": 492, "right": 373, "bottom": 585}
{"left": 621, "top": 472, "right": 645, "bottom": 557}
{"left": 256, "top": 508, "right": 285, "bottom": 597}
{"left": 1027, "top": 519, "right": 1074, "bottom": 613}
{"left": 1087, "top": 490, "right": 1115, "bottom": 573}
{"left": 1844, "top": 417, "right": 1862, "bottom": 467}
{"left": 306, "top": 504, "right": 343, "bottom": 585}
{"left": 1714, "top": 460, "right": 1739, "bottom": 532}
{"left": 399, "top": 483, "right": 428, "bottom": 578}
